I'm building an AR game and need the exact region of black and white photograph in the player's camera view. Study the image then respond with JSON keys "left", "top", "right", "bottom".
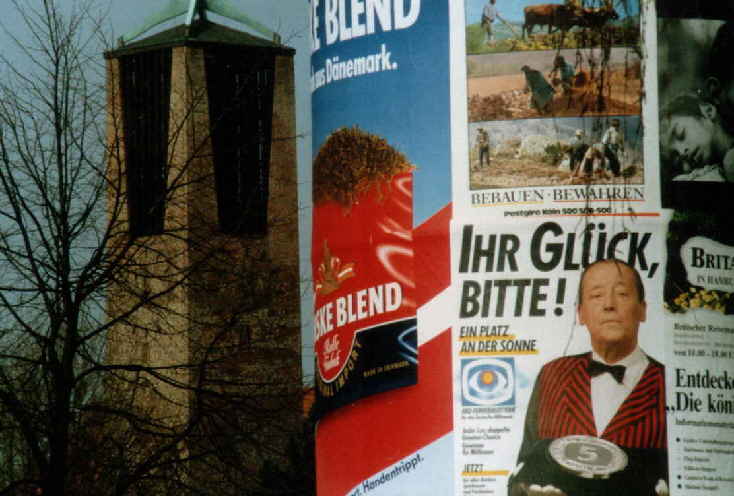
{"left": 658, "top": 14, "right": 734, "bottom": 208}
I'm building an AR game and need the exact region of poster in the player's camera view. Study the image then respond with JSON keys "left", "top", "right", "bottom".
{"left": 451, "top": 217, "right": 669, "bottom": 495}
{"left": 459, "top": 0, "right": 649, "bottom": 220}
{"left": 310, "top": 0, "right": 450, "bottom": 416}
{"left": 663, "top": 225, "right": 734, "bottom": 495}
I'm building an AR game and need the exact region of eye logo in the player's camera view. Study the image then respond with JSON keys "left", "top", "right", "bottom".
{"left": 461, "top": 358, "right": 515, "bottom": 406}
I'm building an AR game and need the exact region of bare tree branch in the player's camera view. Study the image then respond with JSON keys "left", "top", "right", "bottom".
{"left": 0, "top": 1, "right": 309, "bottom": 495}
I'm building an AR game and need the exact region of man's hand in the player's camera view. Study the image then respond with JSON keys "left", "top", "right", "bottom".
{"left": 655, "top": 479, "right": 669, "bottom": 496}
{"left": 527, "top": 484, "right": 566, "bottom": 495}
{"left": 508, "top": 466, "right": 565, "bottom": 496}
{"left": 510, "top": 482, "right": 566, "bottom": 496}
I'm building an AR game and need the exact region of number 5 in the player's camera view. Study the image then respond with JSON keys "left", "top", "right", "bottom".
{"left": 576, "top": 445, "right": 599, "bottom": 462}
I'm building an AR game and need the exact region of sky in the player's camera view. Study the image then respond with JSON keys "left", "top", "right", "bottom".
{"left": 0, "top": 0, "right": 315, "bottom": 381}
{"left": 464, "top": 0, "right": 640, "bottom": 25}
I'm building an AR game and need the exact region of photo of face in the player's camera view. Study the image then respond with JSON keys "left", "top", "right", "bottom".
{"left": 578, "top": 261, "right": 647, "bottom": 362}
{"left": 661, "top": 98, "right": 734, "bottom": 174}
{"left": 658, "top": 18, "right": 734, "bottom": 209}
{"left": 665, "top": 114, "right": 719, "bottom": 168}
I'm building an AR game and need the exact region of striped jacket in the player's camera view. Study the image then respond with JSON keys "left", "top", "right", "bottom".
{"left": 518, "top": 352, "right": 666, "bottom": 461}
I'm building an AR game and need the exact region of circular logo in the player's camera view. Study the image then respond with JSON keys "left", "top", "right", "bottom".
{"left": 548, "top": 435, "right": 628, "bottom": 479}
{"left": 461, "top": 358, "right": 514, "bottom": 406}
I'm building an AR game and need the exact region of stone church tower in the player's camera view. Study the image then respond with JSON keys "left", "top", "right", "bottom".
{"left": 103, "top": 1, "right": 301, "bottom": 481}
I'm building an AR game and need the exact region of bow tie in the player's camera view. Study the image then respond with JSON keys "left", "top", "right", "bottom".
{"left": 587, "top": 360, "right": 626, "bottom": 384}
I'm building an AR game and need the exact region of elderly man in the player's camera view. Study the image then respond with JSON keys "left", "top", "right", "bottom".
{"left": 513, "top": 259, "right": 667, "bottom": 496}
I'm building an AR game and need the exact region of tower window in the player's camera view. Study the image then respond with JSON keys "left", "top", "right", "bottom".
{"left": 119, "top": 48, "right": 172, "bottom": 237}
{"left": 205, "top": 47, "right": 275, "bottom": 236}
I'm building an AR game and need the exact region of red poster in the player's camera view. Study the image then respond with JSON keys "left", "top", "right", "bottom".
{"left": 312, "top": 128, "right": 417, "bottom": 416}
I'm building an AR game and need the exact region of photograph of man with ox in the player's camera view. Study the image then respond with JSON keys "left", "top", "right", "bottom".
{"left": 466, "top": 0, "right": 641, "bottom": 120}
{"left": 465, "top": 0, "right": 639, "bottom": 53}
{"left": 468, "top": 115, "right": 643, "bottom": 189}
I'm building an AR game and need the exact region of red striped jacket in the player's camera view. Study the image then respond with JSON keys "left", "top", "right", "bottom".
{"left": 519, "top": 352, "right": 666, "bottom": 460}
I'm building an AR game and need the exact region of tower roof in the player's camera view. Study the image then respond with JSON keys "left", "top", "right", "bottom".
{"left": 106, "top": 20, "right": 294, "bottom": 58}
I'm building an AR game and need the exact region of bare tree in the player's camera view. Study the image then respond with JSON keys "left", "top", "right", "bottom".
{"left": 0, "top": 1, "right": 305, "bottom": 495}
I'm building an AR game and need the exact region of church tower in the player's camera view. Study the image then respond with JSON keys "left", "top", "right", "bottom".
{"left": 103, "top": 0, "right": 301, "bottom": 480}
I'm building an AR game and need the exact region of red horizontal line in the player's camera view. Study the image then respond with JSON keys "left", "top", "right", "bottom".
{"left": 557, "top": 213, "right": 660, "bottom": 217}
{"left": 553, "top": 199, "right": 645, "bottom": 203}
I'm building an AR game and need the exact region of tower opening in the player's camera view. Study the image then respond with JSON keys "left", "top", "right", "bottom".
{"left": 204, "top": 47, "right": 275, "bottom": 236}
{"left": 119, "top": 48, "right": 172, "bottom": 237}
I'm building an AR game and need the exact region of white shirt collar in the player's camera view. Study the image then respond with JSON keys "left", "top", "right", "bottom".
{"left": 592, "top": 346, "right": 645, "bottom": 367}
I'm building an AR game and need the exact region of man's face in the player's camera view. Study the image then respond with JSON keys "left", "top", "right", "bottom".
{"left": 578, "top": 261, "right": 646, "bottom": 360}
